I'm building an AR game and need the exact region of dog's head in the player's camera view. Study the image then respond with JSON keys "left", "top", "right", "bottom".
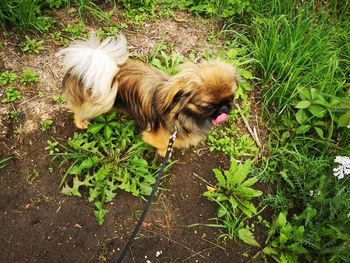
{"left": 163, "top": 60, "right": 239, "bottom": 132}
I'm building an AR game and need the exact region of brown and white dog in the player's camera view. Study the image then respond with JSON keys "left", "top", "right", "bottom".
{"left": 59, "top": 35, "right": 239, "bottom": 156}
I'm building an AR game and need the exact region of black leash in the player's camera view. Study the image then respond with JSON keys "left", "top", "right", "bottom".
{"left": 113, "top": 126, "right": 178, "bottom": 263}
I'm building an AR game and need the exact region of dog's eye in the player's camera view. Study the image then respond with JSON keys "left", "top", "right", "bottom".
{"left": 200, "top": 104, "right": 214, "bottom": 111}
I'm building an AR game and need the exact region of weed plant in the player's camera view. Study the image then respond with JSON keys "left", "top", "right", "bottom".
{"left": 49, "top": 112, "right": 167, "bottom": 224}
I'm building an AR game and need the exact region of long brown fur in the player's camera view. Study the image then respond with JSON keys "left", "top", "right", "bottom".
{"left": 112, "top": 59, "right": 238, "bottom": 156}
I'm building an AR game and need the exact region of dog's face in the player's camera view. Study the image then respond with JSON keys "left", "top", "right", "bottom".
{"left": 168, "top": 60, "right": 238, "bottom": 132}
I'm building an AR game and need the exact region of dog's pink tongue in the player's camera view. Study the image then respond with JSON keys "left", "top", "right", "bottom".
{"left": 212, "top": 113, "right": 229, "bottom": 125}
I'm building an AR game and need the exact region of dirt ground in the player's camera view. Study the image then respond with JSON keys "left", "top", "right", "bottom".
{"left": 0, "top": 9, "right": 265, "bottom": 263}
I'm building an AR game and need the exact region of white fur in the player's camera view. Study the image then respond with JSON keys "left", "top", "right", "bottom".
{"left": 58, "top": 34, "right": 128, "bottom": 99}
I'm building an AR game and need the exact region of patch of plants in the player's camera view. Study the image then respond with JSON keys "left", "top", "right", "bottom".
{"left": 1, "top": 87, "right": 22, "bottom": 103}
{"left": 21, "top": 35, "right": 44, "bottom": 54}
{"left": 40, "top": 119, "right": 53, "bottom": 131}
{"left": 20, "top": 68, "right": 40, "bottom": 85}
{"left": 149, "top": 43, "right": 184, "bottom": 75}
{"left": 0, "top": 71, "right": 18, "bottom": 85}
{"left": 193, "top": 159, "right": 263, "bottom": 247}
{"left": 48, "top": 111, "right": 164, "bottom": 224}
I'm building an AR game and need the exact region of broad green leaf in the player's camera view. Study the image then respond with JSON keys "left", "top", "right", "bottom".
{"left": 61, "top": 184, "right": 74, "bottom": 195}
{"left": 314, "top": 126, "right": 324, "bottom": 138}
{"left": 314, "top": 120, "right": 326, "bottom": 127}
{"left": 104, "top": 125, "right": 113, "bottom": 140}
{"left": 216, "top": 194, "right": 228, "bottom": 202}
{"left": 229, "top": 196, "right": 238, "bottom": 210}
{"left": 94, "top": 115, "right": 106, "bottom": 123}
{"left": 79, "top": 158, "right": 95, "bottom": 171}
{"left": 279, "top": 232, "right": 288, "bottom": 246}
{"left": 338, "top": 110, "right": 350, "bottom": 127}
{"left": 276, "top": 211, "right": 287, "bottom": 227}
{"left": 94, "top": 207, "right": 108, "bottom": 225}
{"left": 294, "top": 226, "right": 305, "bottom": 239}
{"left": 231, "top": 160, "right": 252, "bottom": 185}
{"left": 295, "top": 109, "right": 308, "bottom": 124}
{"left": 68, "top": 165, "right": 81, "bottom": 175}
{"left": 88, "top": 122, "right": 105, "bottom": 134}
{"left": 297, "top": 87, "right": 311, "bottom": 100}
{"left": 308, "top": 105, "right": 326, "bottom": 118}
{"left": 295, "top": 125, "right": 311, "bottom": 134}
{"left": 241, "top": 176, "right": 259, "bottom": 187}
{"left": 288, "top": 244, "right": 308, "bottom": 254}
{"left": 88, "top": 187, "right": 100, "bottom": 202}
{"left": 105, "top": 188, "right": 116, "bottom": 202}
{"left": 106, "top": 111, "right": 117, "bottom": 122}
{"left": 295, "top": 100, "right": 311, "bottom": 109}
{"left": 239, "top": 186, "right": 263, "bottom": 197}
{"left": 95, "top": 166, "right": 109, "bottom": 181}
{"left": 262, "top": 246, "right": 278, "bottom": 255}
{"left": 217, "top": 206, "right": 227, "bottom": 218}
{"left": 213, "top": 168, "right": 226, "bottom": 187}
{"left": 240, "top": 69, "right": 253, "bottom": 80}
{"left": 313, "top": 96, "right": 329, "bottom": 107}
{"left": 151, "top": 58, "right": 162, "bottom": 69}
{"left": 239, "top": 200, "right": 257, "bottom": 218}
{"left": 238, "top": 228, "right": 261, "bottom": 247}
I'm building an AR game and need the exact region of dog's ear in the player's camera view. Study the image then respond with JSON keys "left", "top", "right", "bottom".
{"left": 164, "top": 90, "right": 193, "bottom": 116}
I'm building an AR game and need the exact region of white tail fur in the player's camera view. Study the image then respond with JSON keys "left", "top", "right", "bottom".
{"left": 58, "top": 34, "right": 129, "bottom": 98}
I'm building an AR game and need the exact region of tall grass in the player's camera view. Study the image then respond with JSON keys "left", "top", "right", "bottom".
{"left": 0, "top": 0, "right": 46, "bottom": 31}
{"left": 229, "top": 1, "right": 350, "bottom": 261}
{"left": 240, "top": 12, "right": 345, "bottom": 113}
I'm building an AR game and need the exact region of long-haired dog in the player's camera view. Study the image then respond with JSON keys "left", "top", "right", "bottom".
{"left": 59, "top": 35, "right": 239, "bottom": 156}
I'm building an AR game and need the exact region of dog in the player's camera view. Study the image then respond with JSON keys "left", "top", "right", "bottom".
{"left": 59, "top": 34, "right": 239, "bottom": 156}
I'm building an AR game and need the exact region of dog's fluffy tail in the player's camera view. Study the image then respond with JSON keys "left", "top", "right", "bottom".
{"left": 58, "top": 34, "right": 128, "bottom": 97}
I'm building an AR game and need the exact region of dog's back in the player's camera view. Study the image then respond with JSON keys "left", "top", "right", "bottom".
{"left": 58, "top": 34, "right": 129, "bottom": 128}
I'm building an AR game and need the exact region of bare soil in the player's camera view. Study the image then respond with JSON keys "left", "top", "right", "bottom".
{"left": 0, "top": 8, "right": 265, "bottom": 263}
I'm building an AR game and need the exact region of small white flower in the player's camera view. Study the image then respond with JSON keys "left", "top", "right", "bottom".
{"left": 155, "top": 250, "right": 163, "bottom": 257}
{"left": 333, "top": 156, "right": 350, "bottom": 179}
{"left": 347, "top": 212, "right": 350, "bottom": 218}
{"left": 309, "top": 190, "right": 314, "bottom": 196}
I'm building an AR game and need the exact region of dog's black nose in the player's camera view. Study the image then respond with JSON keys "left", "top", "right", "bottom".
{"left": 219, "top": 105, "right": 229, "bottom": 114}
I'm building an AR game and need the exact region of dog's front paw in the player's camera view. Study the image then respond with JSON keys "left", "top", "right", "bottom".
{"left": 74, "top": 116, "right": 90, "bottom": 129}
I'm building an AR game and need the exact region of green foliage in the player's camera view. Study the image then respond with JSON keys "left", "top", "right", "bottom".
{"left": 49, "top": 112, "right": 162, "bottom": 224}
{"left": 72, "top": 0, "right": 112, "bottom": 24}
{"left": 0, "top": 156, "right": 13, "bottom": 169}
{"left": 40, "top": 119, "right": 53, "bottom": 131}
{"left": 21, "top": 36, "right": 44, "bottom": 54}
{"left": 62, "top": 22, "right": 87, "bottom": 39}
{"left": 293, "top": 88, "right": 350, "bottom": 139}
{"left": 53, "top": 95, "right": 64, "bottom": 104}
{"left": 0, "top": 71, "right": 18, "bottom": 85}
{"left": 46, "top": 0, "right": 67, "bottom": 8}
{"left": 0, "top": 0, "right": 61, "bottom": 32}
{"left": 165, "top": 0, "right": 252, "bottom": 19}
{"left": 238, "top": 2, "right": 350, "bottom": 262}
{"left": 20, "top": 68, "right": 40, "bottom": 85}
{"left": 45, "top": 139, "right": 59, "bottom": 155}
{"left": 150, "top": 44, "right": 184, "bottom": 75}
{"left": 263, "top": 211, "right": 308, "bottom": 263}
{"left": 1, "top": 87, "right": 21, "bottom": 103}
{"left": 208, "top": 122, "right": 258, "bottom": 158}
{"left": 201, "top": 159, "right": 262, "bottom": 246}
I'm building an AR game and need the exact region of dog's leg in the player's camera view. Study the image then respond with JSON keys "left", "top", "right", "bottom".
{"left": 74, "top": 113, "right": 90, "bottom": 129}
{"left": 142, "top": 128, "right": 169, "bottom": 157}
